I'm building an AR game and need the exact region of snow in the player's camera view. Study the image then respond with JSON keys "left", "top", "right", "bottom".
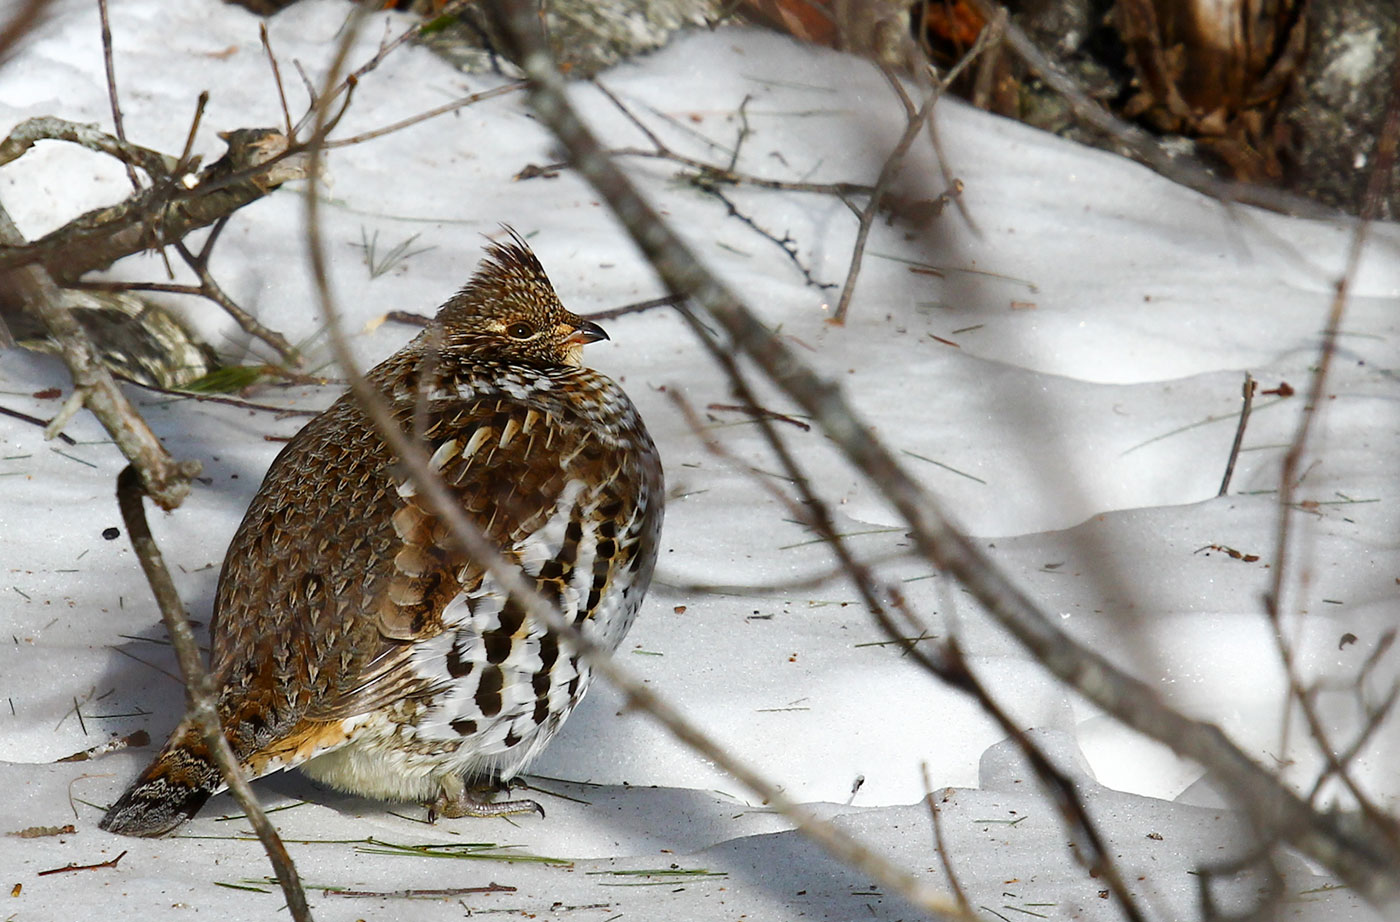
{"left": 1, "top": 1, "right": 1396, "bottom": 919}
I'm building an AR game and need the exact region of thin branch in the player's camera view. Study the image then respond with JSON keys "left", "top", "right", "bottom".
{"left": 0, "top": 116, "right": 175, "bottom": 177}
{"left": 706, "top": 402, "right": 811, "bottom": 431}
{"left": 503, "top": 7, "right": 1400, "bottom": 908}
{"left": 1194, "top": 846, "right": 1284, "bottom": 922}
{"left": 1217, "top": 373, "right": 1255, "bottom": 496}
{"left": 924, "top": 772, "right": 973, "bottom": 918}
{"left": 97, "top": 0, "right": 140, "bottom": 192}
{"left": 583, "top": 293, "right": 683, "bottom": 321}
{"left": 660, "top": 555, "right": 912, "bottom": 596}
{"left": 897, "top": 26, "right": 991, "bottom": 234}
{"left": 323, "top": 82, "right": 525, "bottom": 149}
{"left": 385, "top": 294, "right": 687, "bottom": 329}
{"left": 116, "top": 466, "right": 311, "bottom": 921}
{"left": 969, "top": 4, "right": 1007, "bottom": 111}
{"left": 332, "top": 883, "right": 515, "bottom": 899}
{"left": 260, "top": 24, "right": 294, "bottom": 140}
{"left": 37, "top": 850, "right": 127, "bottom": 876}
{"left": 172, "top": 218, "right": 300, "bottom": 365}
{"left": 725, "top": 94, "right": 752, "bottom": 173}
{"left": 572, "top": 81, "right": 875, "bottom": 199}
{"left": 831, "top": 71, "right": 941, "bottom": 323}
{"left": 116, "top": 377, "right": 321, "bottom": 417}
{"left": 701, "top": 184, "right": 833, "bottom": 289}
{"left": 0, "top": 121, "right": 304, "bottom": 282}
{"left": 176, "top": 92, "right": 209, "bottom": 173}
{"left": 936, "top": 634, "right": 1152, "bottom": 922}
{"left": 1309, "top": 632, "right": 1400, "bottom": 805}
{"left": 289, "top": 0, "right": 480, "bottom": 138}
{"left": 0, "top": 403, "right": 77, "bottom": 444}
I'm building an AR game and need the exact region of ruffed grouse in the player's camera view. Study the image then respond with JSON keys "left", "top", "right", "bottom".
{"left": 100, "top": 231, "right": 664, "bottom": 836}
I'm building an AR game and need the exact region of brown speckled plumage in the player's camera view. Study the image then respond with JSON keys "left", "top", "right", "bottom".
{"left": 100, "top": 231, "right": 663, "bottom": 837}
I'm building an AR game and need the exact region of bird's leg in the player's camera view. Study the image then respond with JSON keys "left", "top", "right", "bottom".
{"left": 427, "top": 773, "right": 545, "bottom": 821}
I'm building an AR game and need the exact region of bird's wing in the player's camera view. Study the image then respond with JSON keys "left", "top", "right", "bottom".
{"left": 326, "top": 380, "right": 659, "bottom": 724}
{"left": 207, "top": 368, "right": 657, "bottom": 760}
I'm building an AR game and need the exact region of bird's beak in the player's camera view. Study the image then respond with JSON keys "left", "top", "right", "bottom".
{"left": 568, "top": 319, "right": 610, "bottom": 345}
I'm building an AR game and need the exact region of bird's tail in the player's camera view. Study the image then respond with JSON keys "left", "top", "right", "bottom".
{"left": 99, "top": 722, "right": 223, "bottom": 837}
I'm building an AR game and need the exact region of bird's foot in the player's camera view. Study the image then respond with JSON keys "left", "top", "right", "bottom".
{"left": 427, "top": 776, "right": 545, "bottom": 822}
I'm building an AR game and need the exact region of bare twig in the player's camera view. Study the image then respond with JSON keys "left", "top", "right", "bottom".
{"left": 172, "top": 217, "right": 300, "bottom": 365}
{"left": 702, "top": 184, "right": 833, "bottom": 289}
{"left": 1217, "top": 373, "right": 1256, "bottom": 496}
{"left": 97, "top": 0, "right": 140, "bottom": 192}
{"left": 570, "top": 81, "right": 875, "bottom": 200}
{"left": 583, "top": 293, "right": 683, "bottom": 321}
{"left": 831, "top": 70, "right": 941, "bottom": 323}
{"left": 968, "top": 5, "right": 1007, "bottom": 111}
{"left": 503, "top": 5, "right": 1400, "bottom": 907}
{"left": 289, "top": 0, "right": 480, "bottom": 138}
{"left": 55, "top": 730, "right": 150, "bottom": 763}
{"left": 729, "top": 93, "right": 756, "bottom": 170}
{"left": 176, "top": 92, "right": 209, "bottom": 173}
{"left": 323, "top": 82, "right": 525, "bottom": 149}
{"left": 0, "top": 51, "right": 512, "bottom": 290}
{"left": 1309, "top": 632, "right": 1400, "bottom": 805}
{"left": 37, "top": 850, "right": 127, "bottom": 876}
{"left": 660, "top": 563, "right": 899, "bottom": 596}
{"left": 116, "top": 465, "right": 311, "bottom": 922}
{"left": 115, "top": 376, "right": 321, "bottom": 417}
{"left": 1193, "top": 844, "right": 1283, "bottom": 921}
{"left": 706, "top": 402, "right": 811, "bottom": 431}
{"left": 904, "top": 26, "right": 989, "bottom": 234}
{"left": 260, "top": 24, "right": 294, "bottom": 140}
{"left": 0, "top": 404, "right": 77, "bottom": 445}
{"left": 937, "top": 635, "right": 1152, "bottom": 922}
{"left": 923, "top": 772, "right": 973, "bottom": 918}
{"left": 0, "top": 116, "right": 175, "bottom": 178}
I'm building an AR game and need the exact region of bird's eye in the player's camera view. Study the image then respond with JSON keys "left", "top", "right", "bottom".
{"left": 506, "top": 322, "right": 535, "bottom": 339}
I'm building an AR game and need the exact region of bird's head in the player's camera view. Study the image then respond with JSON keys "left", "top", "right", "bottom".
{"left": 434, "top": 230, "right": 608, "bottom": 367}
